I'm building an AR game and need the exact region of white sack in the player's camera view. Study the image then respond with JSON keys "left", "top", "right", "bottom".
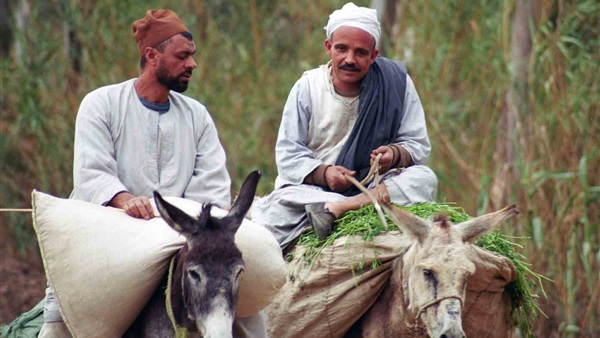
{"left": 32, "top": 190, "right": 286, "bottom": 338}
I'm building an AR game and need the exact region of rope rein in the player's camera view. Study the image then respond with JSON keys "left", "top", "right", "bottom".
{"left": 414, "top": 295, "right": 464, "bottom": 321}
{"left": 166, "top": 255, "right": 189, "bottom": 338}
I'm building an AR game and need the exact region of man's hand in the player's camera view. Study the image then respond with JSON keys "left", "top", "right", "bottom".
{"left": 370, "top": 146, "right": 396, "bottom": 174}
{"left": 325, "top": 165, "right": 356, "bottom": 192}
{"left": 109, "top": 192, "right": 154, "bottom": 220}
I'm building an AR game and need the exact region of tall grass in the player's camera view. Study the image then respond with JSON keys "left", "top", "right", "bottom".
{"left": 1, "top": 0, "right": 598, "bottom": 335}
{"left": 392, "top": 1, "right": 599, "bottom": 336}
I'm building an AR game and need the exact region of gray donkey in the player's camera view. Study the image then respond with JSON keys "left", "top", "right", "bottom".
{"left": 125, "top": 170, "right": 261, "bottom": 338}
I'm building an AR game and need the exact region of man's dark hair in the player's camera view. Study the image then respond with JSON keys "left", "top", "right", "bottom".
{"left": 140, "top": 31, "right": 193, "bottom": 69}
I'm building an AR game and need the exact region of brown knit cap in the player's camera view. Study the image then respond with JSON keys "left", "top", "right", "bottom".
{"left": 132, "top": 9, "right": 190, "bottom": 56}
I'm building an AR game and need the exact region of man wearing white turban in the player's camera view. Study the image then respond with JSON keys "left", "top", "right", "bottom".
{"left": 253, "top": 2, "right": 438, "bottom": 248}
{"left": 325, "top": 2, "right": 381, "bottom": 44}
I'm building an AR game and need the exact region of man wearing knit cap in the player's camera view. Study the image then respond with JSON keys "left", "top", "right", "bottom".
{"left": 253, "top": 3, "right": 438, "bottom": 248}
{"left": 39, "top": 9, "right": 267, "bottom": 338}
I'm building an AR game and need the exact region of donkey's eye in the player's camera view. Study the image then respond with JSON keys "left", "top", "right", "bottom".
{"left": 423, "top": 269, "right": 435, "bottom": 280}
{"left": 188, "top": 269, "right": 202, "bottom": 283}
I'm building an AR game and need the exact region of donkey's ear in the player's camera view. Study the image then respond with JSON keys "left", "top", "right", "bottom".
{"left": 382, "top": 202, "right": 429, "bottom": 243}
{"left": 456, "top": 204, "right": 519, "bottom": 243}
{"left": 224, "top": 170, "right": 261, "bottom": 231}
{"left": 153, "top": 191, "right": 198, "bottom": 238}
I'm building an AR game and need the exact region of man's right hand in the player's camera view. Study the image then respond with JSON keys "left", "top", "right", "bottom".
{"left": 108, "top": 192, "right": 154, "bottom": 220}
{"left": 325, "top": 165, "right": 356, "bottom": 192}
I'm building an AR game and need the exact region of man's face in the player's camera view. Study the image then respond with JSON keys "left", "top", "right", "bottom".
{"left": 155, "top": 34, "right": 197, "bottom": 93}
{"left": 325, "top": 26, "right": 378, "bottom": 95}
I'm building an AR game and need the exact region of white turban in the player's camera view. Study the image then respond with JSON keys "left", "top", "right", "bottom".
{"left": 324, "top": 2, "right": 381, "bottom": 43}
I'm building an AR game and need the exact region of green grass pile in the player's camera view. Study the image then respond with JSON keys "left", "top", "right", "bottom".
{"left": 295, "top": 202, "right": 546, "bottom": 336}
{"left": 295, "top": 202, "right": 471, "bottom": 264}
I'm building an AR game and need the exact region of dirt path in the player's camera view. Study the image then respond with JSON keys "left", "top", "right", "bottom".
{"left": 0, "top": 235, "right": 46, "bottom": 325}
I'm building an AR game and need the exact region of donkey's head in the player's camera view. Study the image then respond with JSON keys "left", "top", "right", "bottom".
{"left": 153, "top": 170, "right": 261, "bottom": 338}
{"left": 383, "top": 203, "right": 519, "bottom": 338}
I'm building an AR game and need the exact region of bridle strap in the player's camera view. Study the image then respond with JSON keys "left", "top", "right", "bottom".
{"left": 415, "top": 295, "right": 463, "bottom": 321}
{"left": 166, "top": 255, "right": 189, "bottom": 338}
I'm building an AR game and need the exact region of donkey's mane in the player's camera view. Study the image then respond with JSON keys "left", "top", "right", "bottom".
{"left": 432, "top": 212, "right": 451, "bottom": 229}
{"left": 197, "top": 203, "right": 219, "bottom": 230}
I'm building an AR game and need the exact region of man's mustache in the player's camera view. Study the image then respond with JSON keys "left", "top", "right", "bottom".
{"left": 339, "top": 64, "right": 360, "bottom": 72}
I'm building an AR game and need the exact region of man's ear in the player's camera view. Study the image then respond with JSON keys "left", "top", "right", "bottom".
{"left": 370, "top": 47, "right": 379, "bottom": 63}
{"left": 325, "top": 39, "right": 333, "bottom": 57}
{"left": 144, "top": 47, "right": 158, "bottom": 65}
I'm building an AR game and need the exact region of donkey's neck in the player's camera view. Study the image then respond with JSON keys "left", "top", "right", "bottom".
{"left": 359, "top": 256, "right": 428, "bottom": 337}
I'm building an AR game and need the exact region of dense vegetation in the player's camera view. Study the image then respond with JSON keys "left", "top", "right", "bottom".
{"left": 1, "top": 0, "right": 597, "bottom": 336}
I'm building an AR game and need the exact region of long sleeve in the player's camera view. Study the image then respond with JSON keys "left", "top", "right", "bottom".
{"left": 71, "top": 89, "right": 129, "bottom": 205}
{"left": 393, "top": 75, "right": 431, "bottom": 165}
{"left": 275, "top": 77, "right": 323, "bottom": 187}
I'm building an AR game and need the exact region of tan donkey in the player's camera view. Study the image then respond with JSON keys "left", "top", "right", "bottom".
{"left": 354, "top": 203, "right": 520, "bottom": 338}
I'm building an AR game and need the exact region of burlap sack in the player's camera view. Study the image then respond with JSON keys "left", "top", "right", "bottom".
{"left": 265, "top": 231, "right": 413, "bottom": 338}
{"left": 32, "top": 190, "right": 286, "bottom": 338}
{"left": 266, "top": 233, "right": 516, "bottom": 338}
{"left": 461, "top": 245, "right": 516, "bottom": 338}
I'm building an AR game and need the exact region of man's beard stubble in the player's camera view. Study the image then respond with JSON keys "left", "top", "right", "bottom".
{"left": 156, "top": 61, "right": 191, "bottom": 93}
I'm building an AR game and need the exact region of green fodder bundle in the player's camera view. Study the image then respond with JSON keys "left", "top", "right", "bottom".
{"left": 295, "top": 202, "right": 546, "bottom": 336}
{"left": 476, "top": 231, "right": 549, "bottom": 335}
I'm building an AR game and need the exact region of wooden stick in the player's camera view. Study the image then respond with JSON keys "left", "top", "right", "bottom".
{"left": 360, "top": 153, "right": 382, "bottom": 186}
{"left": 345, "top": 154, "right": 389, "bottom": 231}
{"left": 0, "top": 208, "right": 33, "bottom": 213}
{"left": 344, "top": 175, "right": 389, "bottom": 231}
